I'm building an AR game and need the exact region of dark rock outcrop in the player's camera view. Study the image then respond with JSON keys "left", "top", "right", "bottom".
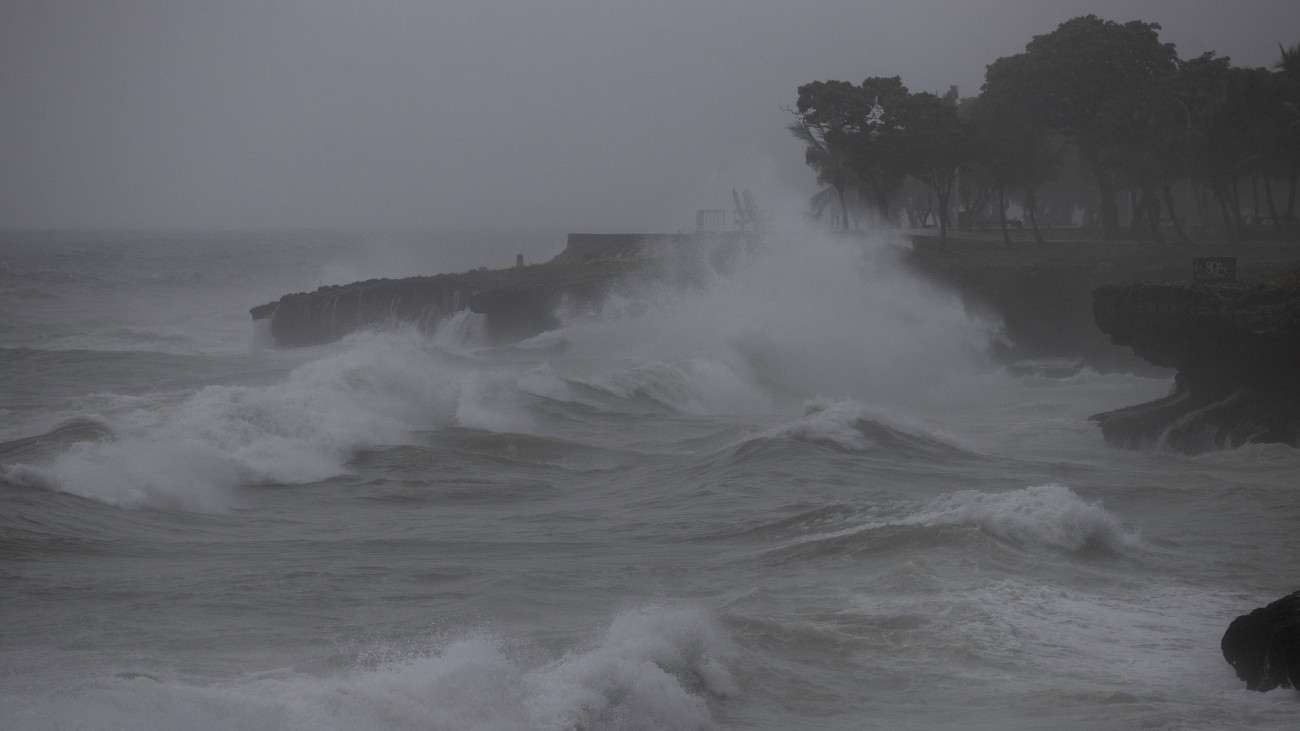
{"left": 902, "top": 238, "right": 1201, "bottom": 372}
{"left": 252, "top": 272, "right": 612, "bottom": 348}
{"left": 1089, "top": 273, "right": 1300, "bottom": 453}
{"left": 251, "top": 232, "right": 755, "bottom": 347}
{"left": 1222, "top": 591, "right": 1300, "bottom": 692}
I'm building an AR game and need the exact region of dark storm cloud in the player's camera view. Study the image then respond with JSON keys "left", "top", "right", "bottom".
{"left": 1, "top": 0, "right": 1296, "bottom": 231}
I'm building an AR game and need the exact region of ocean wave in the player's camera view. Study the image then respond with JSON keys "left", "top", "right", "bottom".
{"left": 763, "top": 398, "right": 967, "bottom": 454}
{"left": 0, "top": 418, "right": 115, "bottom": 464}
{"left": 561, "top": 359, "right": 770, "bottom": 416}
{"left": 0, "top": 605, "right": 734, "bottom": 731}
{"left": 0, "top": 330, "right": 538, "bottom": 511}
{"left": 32, "top": 328, "right": 202, "bottom": 354}
{"left": 779, "top": 484, "right": 1139, "bottom": 558}
{"left": 527, "top": 231, "right": 996, "bottom": 410}
{"left": 909, "top": 484, "right": 1140, "bottom": 553}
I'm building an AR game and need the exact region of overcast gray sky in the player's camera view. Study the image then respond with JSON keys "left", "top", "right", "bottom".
{"left": 2, "top": 0, "right": 1296, "bottom": 233}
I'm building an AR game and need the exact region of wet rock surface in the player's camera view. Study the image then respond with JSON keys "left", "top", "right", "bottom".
{"left": 250, "top": 233, "right": 755, "bottom": 347}
{"left": 1222, "top": 591, "right": 1300, "bottom": 692}
{"left": 1090, "top": 273, "right": 1300, "bottom": 453}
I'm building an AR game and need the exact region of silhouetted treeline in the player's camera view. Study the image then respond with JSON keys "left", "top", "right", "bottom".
{"left": 790, "top": 15, "right": 1300, "bottom": 243}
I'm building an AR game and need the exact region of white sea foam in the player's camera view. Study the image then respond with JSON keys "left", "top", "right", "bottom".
{"left": 570, "top": 358, "right": 771, "bottom": 416}
{"left": 1, "top": 327, "right": 533, "bottom": 511}
{"left": 542, "top": 229, "right": 998, "bottom": 414}
{"left": 0, "top": 605, "right": 734, "bottom": 731}
{"left": 914, "top": 484, "right": 1139, "bottom": 552}
{"left": 795, "top": 484, "right": 1139, "bottom": 554}
{"left": 428, "top": 309, "right": 489, "bottom": 352}
{"left": 767, "top": 397, "right": 963, "bottom": 452}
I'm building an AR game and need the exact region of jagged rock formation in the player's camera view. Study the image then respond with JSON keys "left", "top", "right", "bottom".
{"left": 1222, "top": 591, "right": 1300, "bottom": 692}
{"left": 252, "top": 273, "right": 612, "bottom": 347}
{"left": 902, "top": 238, "right": 1193, "bottom": 371}
{"left": 251, "top": 232, "right": 754, "bottom": 347}
{"left": 1090, "top": 271, "right": 1300, "bottom": 453}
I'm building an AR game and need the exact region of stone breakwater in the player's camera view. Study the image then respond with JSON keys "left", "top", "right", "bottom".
{"left": 1090, "top": 271, "right": 1300, "bottom": 453}
{"left": 250, "top": 233, "right": 754, "bottom": 347}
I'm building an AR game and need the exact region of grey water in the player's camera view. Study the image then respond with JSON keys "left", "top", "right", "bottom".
{"left": 1, "top": 229, "right": 1297, "bottom": 730}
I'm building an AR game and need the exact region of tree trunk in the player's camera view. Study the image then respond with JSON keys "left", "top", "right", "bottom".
{"left": 1025, "top": 187, "right": 1045, "bottom": 245}
{"left": 837, "top": 186, "right": 849, "bottom": 230}
{"left": 1140, "top": 187, "right": 1163, "bottom": 245}
{"left": 1229, "top": 180, "right": 1247, "bottom": 234}
{"left": 875, "top": 189, "right": 893, "bottom": 227}
{"left": 1285, "top": 161, "right": 1299, "bottom": 237}
{"left": 970, "top": 185, "right": 993, "bottom": 228}
{"left": 1161, "top": 180, "right": 1193, "bottom": 245}
{"left": 930, "top": 173, "right": 951, "bottom": 243}
{"left": 936, "top": 189, "right": 949, "bottom": 242}
{"left": 1097, "top": 173, "right": 1120, "bottom": 239}
{"left": 997, "top": 185, "right": 1011, "bottom": 244}
{"left": 1195, "top": 184, "right": 1210, "bottom": 229}
{"left": 1216, "top": 187, "right": 1237, "bottom": 241}
{"left": 1263, "top": 175, "right": 1284, "bottom": 238}
{"left": 1129, "top": 189, "right": 1147, "bottom": 238}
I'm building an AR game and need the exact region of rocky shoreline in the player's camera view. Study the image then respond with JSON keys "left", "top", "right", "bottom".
{"left": 1089, "top": 271, "right": 1300, "bottom": 453}
{"left": 251, "top": 231, "right": 1300, "bottom": 454}
{"left": 249, "top": 232, "right": 755, "bottom": 347}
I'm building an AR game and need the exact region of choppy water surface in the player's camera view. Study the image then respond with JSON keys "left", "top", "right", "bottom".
{"left": 2, "top": 230, "right": 1297, "bottom": 729}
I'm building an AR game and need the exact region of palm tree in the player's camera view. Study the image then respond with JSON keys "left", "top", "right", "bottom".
{"left": 1276, "top": 43, "right": 1300, "bottom": 77}
{"left": 1273, "top": 43, "right": 1300, "bottom": 234}
{"left": 788, "top": 117, "right": 859, "bottom": 229}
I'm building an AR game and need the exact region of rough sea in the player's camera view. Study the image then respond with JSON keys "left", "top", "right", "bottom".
{"left": 2, "top": 229, "right": 1297, "bottom": 730}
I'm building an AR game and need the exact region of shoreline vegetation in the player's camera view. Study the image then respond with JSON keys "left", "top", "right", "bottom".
{"left": 248, "top": 10, "right": 1299, "bottom": 453}
{"left": 785, "top": 4, "right": 1300, "bottom": 458}
{"left": 788, "top": 14, "right": 1300, "bottom": 247}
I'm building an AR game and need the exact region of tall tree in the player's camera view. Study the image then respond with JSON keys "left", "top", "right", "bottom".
{"left": 897, "top": 92, "right": 979, "bottom": 242}
{"left": 986, "top": 15, "right": 1180, "bottom": 239}
{"left": 787, "top": 80, "right": 871, "bottom": 229}
{"left": 976, "top": 53, "right": 1063, "bottom": 243}
{"left": 848, "top": 76, "right": 913, "bottom": 222}
{"left": 1274, "top": 43, "right": 1300, "bottom": 234}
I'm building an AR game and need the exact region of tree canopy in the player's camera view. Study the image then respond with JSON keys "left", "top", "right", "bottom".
{"left": 790, "top": 14, "right": 1300, "bottom": 242}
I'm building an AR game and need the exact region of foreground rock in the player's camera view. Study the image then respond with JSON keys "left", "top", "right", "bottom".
{"left": 1090, "top": 271, "right": 1300, "bottom": 453}
{"left": 1222, "top": 591, "right": 1300, "bottom": 692}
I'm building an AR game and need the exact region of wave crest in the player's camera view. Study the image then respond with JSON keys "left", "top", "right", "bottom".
{"left": 0, "top": 605, "right": 734, "bottom": 731}
{"left": 915, "top": 484, "right": 1139, "bottom": 553}
{"left": 1, "top": 329, "right": 536, "bottom": 511}
{"left": 784, "top": 484, "right": 1139, "bottom": 557}
{"left": 766, "top": 398, "right": 964, "bottom": 454}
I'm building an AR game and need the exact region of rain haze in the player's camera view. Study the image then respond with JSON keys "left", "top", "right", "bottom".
{"left": 2, "top": 0, "right": 1297, "bottom": 232}
{"left": 7, "top": 3, "right": 1300, "bottom": 729}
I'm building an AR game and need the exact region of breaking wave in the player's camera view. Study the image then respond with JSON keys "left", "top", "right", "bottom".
{"left": 785, "top": 484, "right": 1139, "bottom": 556}
{"left": 0, "top": 328, "right": 530, "bottom": 511}
{"left": 0, "top": 604, "right": 734, "bottom": 731}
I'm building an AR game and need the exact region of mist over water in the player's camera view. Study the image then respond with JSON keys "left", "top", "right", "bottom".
{"left": 2, "top": 229, "right": 1297, "bottom": 729}
{"left": 545, "top": 229, "right": 998, "bottom": 411}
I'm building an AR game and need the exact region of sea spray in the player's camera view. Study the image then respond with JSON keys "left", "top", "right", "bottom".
{"left": 0, "top": 605, "right": 733, "bottom": 731}
{"left": 913, "top": 483, "right": 1139, "bottom": 553}
{"left": 785, "top": 484, "right": 1139, "bottom": 555}
{"left": 1, "top": 327, "right": 530, "bottom": 510}
{"left": 5, "top": 232, "right": 1300, "bottom": 730}
{"left": 766, "top": 397, "right": 968, "bottom": 453}
{"left": 544, "top": 227, "right": 1000, "bottom": 414}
